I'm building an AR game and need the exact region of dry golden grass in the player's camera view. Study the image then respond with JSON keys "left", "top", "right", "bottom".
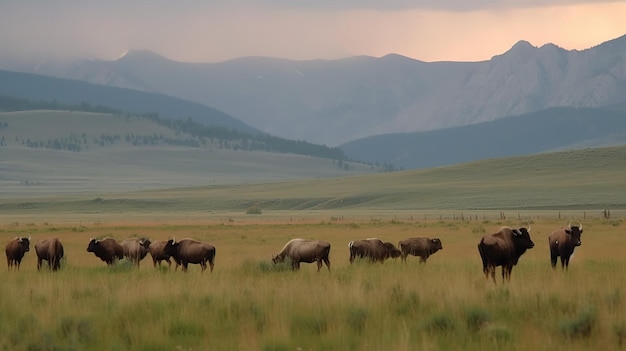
{"left": 1, "top": 216, "right": 625, "bottom": 350}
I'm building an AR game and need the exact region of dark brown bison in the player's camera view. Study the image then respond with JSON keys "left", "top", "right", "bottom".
{"left": 121, "top": 238, "right": 151, "bottom": 267}
{"left": 163, "top": 238, "right": 215, "bottom": 273}
{"left": 398, "top": 237, "right": 443, "bottom": 264}
{"left": 348, "top": 238, "right": 401, "bottom": 263}
{"left": 272, "top": 238, "right": 331, "bottom": 271}
{"left": 87, "top": 237, "right": 124, "bottom": 266}
{"left": 5, "top": 236, "right": 31, "bottom": 271}
{"left": 549, "top": 222, "right": 583, "bottom": 270}
{"left": 478, "top": 226, "right": 535, "bottom": 284}
{"left": 35, "top": 238, "right": 64, "bottom": 271}
{"left": 148, "top": 240, "right": 179, "bottom": 269}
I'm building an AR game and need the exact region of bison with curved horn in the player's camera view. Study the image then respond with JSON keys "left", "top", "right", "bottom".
{"left": 548, "top": 221, "right": 583, "bottom": 270}
{"left": 477, "top": 226, "right": 534, "bottom": 284}
{"left": 35, "top": 237, "right": 64, "bottom": 271}
{"left": 5, "top": 236, "right": 31, "bottom": 271}
{"left": 87, "top": 237, "right": 124, "bottom": 266}
{"left": 163, "top": 238, "right": 215, "bottom": 273}
{"left": 398, "top": 237, "right": 443, "bottom": 264}
{"left": 121, "top": 237, "right": 151, "bottom": 267}
{"left": 272, "top": 239, "right": 331, "bottom": 271}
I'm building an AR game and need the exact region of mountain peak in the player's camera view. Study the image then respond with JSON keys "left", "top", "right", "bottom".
{"left": 116, "top": 49, "right": 170, "bottom": 62}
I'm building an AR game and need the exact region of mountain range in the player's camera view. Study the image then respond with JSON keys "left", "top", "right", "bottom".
{"left": 8, "top": 33, "right": 626, "bottom": 147}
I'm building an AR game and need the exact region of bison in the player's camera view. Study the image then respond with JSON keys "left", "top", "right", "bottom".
{"left": 478, "top": 226, "right": 535, "bottom": 284}
{"left": 549, "top": 222, "right": 583, "bottom": 270}
{"left": 148, "top": 240, "right": 179, "bottom": 270}
{"left": 163, "top": 238, "right": 215, "bottom": 273}
{"left": 121, "top": 238, "right": 151, "bottom": 267}
{"left": 348, "top": 238, "right": 401, "bottom": 263}
{"left": 87, "top": 237, "right": 124, "bottom": 266}
{"left": 5, "top": 236, "right": 31, "bottom": 271}
{"left": 272, "top": 238, "right": 331, "bottom": 271}
{"left": 398, "top": 237, "right": 443, "bottom": 264}
{"left": 35, "top": 238, "right": 64, "bottom": 271}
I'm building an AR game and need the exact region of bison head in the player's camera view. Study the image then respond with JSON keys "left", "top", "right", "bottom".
{"left": 431, "top": 238, "right": 443, "bottom": 250}
{"left": 566, "top": 222, "right": 583, "bottom": 247}
{"left": 139, "top": 238, "right": 152, "bottom": 249}
{"left": 163, "top": 238, "right": 179, "bottom": 255}
{"left": 512, "top": 228, "right": 535, "bottom": 249}
{"left": 271, "top": 254, "right": 285, "bottom": 264}
{"left": 86, "top": 238, "right": 99, "bottom": 252}
{"left": 16, "top": 237, "right": 31, "bottom": 252}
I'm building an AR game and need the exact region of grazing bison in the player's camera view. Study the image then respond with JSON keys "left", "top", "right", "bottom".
{"left": 87, "top": 238, "right": 124, "bottom": 266}
{"left": 148, "top": 240, "right": 179, "bottom": 269}
{"left": 35, "top": 238, "right": 64, "bottom": 271}
{"left": 163, "top": 238, "right": 215, "bottom": 273}
{"left": 5, "top": 236, "right": 31, "bottom": 271}
{"left": 121, "top": 238, "right": 151, "bottom": 267}
{"left": 398, "top": 237, "right": 443, "bottom": 264}
{"left": 549, "top": 222, "right": 583, "bottom": 270}
{"left": 478, "top": 226, "right": 535, "bottom": 284}
{"left": 272, "top": 239, "right": 331, "bottom": 271}
{"left": 348, "top": 238, "right": 401, "bottom": 263}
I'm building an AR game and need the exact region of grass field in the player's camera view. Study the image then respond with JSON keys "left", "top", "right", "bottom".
{"left": 2, "top": 217, "right": 625, "bottom": 351}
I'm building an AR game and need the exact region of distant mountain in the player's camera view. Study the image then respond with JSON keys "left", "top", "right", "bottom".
{"left": 339, "top": 107, "right": 626, "bottom": 169}
{"left": 13, "top": 34, "right": 626, "bottom": 146}
{"left": 0, "top": 70, "right": 261, "bottom": 135}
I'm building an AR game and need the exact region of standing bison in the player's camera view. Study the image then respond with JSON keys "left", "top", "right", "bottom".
{"left": 148, "top": 240, "right": 179, "bottom": 269}
{"left": 272, "top": 239, "right": 331, "bottom": 271}
{"left": 163, "top": 238, "right": 215, "bottom": 273}
{"left": 478, "top": 226, "right": 535, "bottom": 284}
{"left": 121, "top": 238, "right": 151, "bottom": 267}
{"left": 348, "top": 238, "right": 401, "bottom": 263}
{"left": 35, "top": 238, "right": 64, "bottom": 271}
{"left": 398, "top": 237, "right": 443, "bottom": 264}
{"left": 549, "top": 222, "right": 583, "bottom": 270}
{"left": 5, "top": 236, "right": 31, "bottom": 271}
{"left": 87, "top": 238, "right": 124, "bottom": 266}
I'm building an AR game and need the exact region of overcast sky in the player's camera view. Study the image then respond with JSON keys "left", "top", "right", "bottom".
{"left": 1, "top": 1, "right": 625, "bottom": 63}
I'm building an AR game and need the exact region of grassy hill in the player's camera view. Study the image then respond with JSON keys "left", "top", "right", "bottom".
{"left": 0, "top": 110, "right": 378, "bottom": 198}
{"left": 1, "top": 127, "right": 625, "bottom": 217}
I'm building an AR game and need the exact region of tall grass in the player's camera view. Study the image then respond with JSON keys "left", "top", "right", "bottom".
{"left": 1, "top": 218, "right": 625, "bottom": 350}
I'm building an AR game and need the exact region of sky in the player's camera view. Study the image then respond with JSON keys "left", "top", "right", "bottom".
{"left": 1, "top": 1, "right": 625, "bottom": 64}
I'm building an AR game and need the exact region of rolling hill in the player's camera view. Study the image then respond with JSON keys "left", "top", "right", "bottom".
{"left": 0, "top": 69, "right": 261, "bottom": 135}
{"left": 0, "top": 110, "right": 378, "bottom": 199}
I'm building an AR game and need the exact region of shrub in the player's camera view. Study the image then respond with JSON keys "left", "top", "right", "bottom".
{"left": 465, "top": 307, "right": 491, "bottom": 332}
{"left": 559, "top": 307, "right": 596, "bottom": 338}
{"left": 424, "top": 313, "right": 456, "bottom": 332}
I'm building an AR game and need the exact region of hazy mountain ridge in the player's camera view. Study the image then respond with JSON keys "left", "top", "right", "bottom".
{"left": 0, "top": 70, "right": 261, "bottom": 135}
{"left": 339, "top": 107, "right": 626, "bottom": 170}
{"left": 14, "top": 34, "right": 626, "bottom": 146}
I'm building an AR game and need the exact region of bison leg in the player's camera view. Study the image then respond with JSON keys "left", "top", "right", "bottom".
{"left": 37, "top": 257, "right": 43, "bottom": 271}
{"left": 323, "top": 257, "right": 331, "bottom": 272}
{"left": 550, "top": 250, "right": 558, "bottom": 270}
{"left": 561, "top": 256, "right": 569, "bottom": 270}
{"left": 317, "top": 259, "right": 323, "bottom": 272}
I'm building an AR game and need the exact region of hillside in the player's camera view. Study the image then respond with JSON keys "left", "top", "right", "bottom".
{"left": 340, "top": 107, "right": 626, "bottom": 169}
{"left": 17, "top": 34, "right": 626, "bottom": 146}
{"left": 0, "top": 69, "right": 260, "bottom": 135}
{"left": 0, "top": 110, "right": 378, "bottom": 198}
{"left": 2, "top": 143, "right": 625, "bottom": 214}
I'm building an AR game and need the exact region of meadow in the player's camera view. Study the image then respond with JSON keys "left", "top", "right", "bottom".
{"left": 2, "top": 215, "right": 625, "bottom": 351}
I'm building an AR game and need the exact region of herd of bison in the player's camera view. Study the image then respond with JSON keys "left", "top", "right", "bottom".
{"left": 5, "top": 223, "right": 583, "bottom": 283}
